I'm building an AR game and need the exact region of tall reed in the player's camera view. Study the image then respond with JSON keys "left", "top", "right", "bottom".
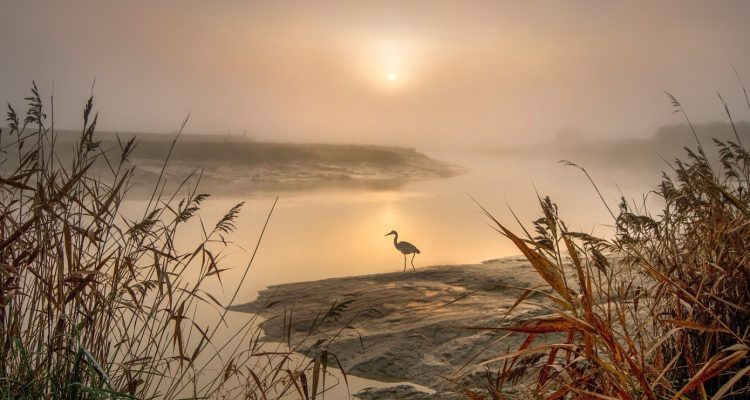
{"left": 473, "top": 89, "right": 750, "bottom": 399}
{"left": 0, "top": 84, "right": 329, "bottom": 399}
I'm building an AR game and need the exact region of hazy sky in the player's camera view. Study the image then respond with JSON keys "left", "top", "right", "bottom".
{"left": 1, "top": 1, "right": 749, "bottom": 147}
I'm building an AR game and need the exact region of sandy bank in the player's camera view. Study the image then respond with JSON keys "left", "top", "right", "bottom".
{"left": 231, "top": 257, "right": 557, "bottom": 398}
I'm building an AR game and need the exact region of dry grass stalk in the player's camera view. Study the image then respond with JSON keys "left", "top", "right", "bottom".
{"left": 474, "top": 89, "right": 750, "bottom": 399}
{"left": 0, "top": 84, "right": 335, "bottom": 399}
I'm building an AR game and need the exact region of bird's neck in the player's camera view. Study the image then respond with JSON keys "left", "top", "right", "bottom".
{"left": 392, "top": 233, "right": 399, "bottom": 246}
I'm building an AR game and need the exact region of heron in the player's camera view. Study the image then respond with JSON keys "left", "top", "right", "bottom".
{"left": 385, "top": 230, "right": 420, "bottom": 272}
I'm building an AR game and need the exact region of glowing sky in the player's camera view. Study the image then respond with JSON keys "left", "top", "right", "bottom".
{"left": 1, "top": 1, "right": 749, "bottom": 147}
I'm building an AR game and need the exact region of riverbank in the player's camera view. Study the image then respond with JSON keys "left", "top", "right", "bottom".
{"left": 34, "top": 131, "right": 465, "bottom": 195}
{"left": 231, "top": 257, "right": 556, "bottom": 398}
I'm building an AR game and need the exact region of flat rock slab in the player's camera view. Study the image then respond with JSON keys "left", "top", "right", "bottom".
{"left": 231, "top": 258, "right": 554, "bottom": 397}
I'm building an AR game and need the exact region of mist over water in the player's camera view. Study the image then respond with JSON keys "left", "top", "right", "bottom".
{"left": 149, "top": 117, "right": 741, "bottom": 305}
{"left": 144, "top": 143, "right": 664, "bottom": 306}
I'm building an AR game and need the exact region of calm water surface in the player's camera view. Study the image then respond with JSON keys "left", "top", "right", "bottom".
{"left": 169, "top": 149, "right": 657, "bottom": 302}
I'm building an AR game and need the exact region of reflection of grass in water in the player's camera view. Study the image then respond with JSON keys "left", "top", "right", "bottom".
{"left": 469, "top": 89, "right": 750, "bottom": 399}
{"left": 0, "top": 85, "right": 343, "bottom": 399}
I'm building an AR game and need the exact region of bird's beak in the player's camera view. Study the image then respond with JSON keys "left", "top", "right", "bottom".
{"left": 384, "top": 233, "right": 389, "bottom": 236}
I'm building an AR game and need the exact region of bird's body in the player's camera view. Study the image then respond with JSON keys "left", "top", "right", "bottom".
{"left": 385, "top": 230, "right": 420, "bottom": 272}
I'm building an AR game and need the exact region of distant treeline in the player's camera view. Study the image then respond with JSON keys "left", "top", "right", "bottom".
{"left": 481, "top": 121, "right": 750, "bottom": 171}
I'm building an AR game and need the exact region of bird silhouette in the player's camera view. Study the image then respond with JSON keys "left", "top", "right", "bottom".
{"left": 385, "top": 230, "right": 420, "bottom": 272}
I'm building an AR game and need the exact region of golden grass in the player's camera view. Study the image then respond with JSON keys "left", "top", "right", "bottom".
{"left": 472, "top": 90, "right": 750, "bottom": 399}
{"left": 0, "top": 84, "right": 336, "bottom": 399}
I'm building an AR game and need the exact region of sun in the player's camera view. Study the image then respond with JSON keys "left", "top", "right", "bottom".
{"left": 349, "top": 38, "right": 424, "bottom": 90}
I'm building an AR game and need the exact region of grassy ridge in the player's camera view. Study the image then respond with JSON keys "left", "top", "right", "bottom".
{"left": 36, "top": 131, "right": 460, "bottom": 195}
{"left": 50, "top": 130, "right": 450, "bottom": 169}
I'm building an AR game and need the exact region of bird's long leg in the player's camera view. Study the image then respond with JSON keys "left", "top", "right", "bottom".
{"left": 411, "top": 253, "right": 416, "bottom": 272}
{"left": 403, "top": 254, "right": 407, "bottom": 272}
